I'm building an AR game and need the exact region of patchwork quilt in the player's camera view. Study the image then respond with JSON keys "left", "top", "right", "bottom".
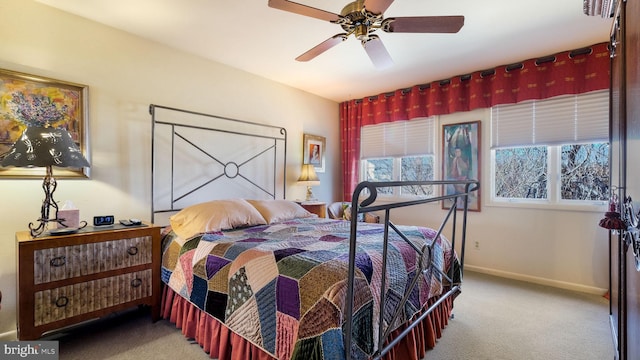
{"left": 161, "top": 217, "right": 458, "bottom": 360}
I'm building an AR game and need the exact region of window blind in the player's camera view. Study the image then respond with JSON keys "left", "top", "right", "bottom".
{"left": 491, "top": 90, "right": 609, "bottom": 148}
{"left": 361, "top": 117, "right": 435, "bottom": 159}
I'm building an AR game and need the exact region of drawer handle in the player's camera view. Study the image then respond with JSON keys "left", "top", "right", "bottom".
{"left": 131, "top": 278, "right": 142, "bottom": 288}
{"left": 127, "top": 246, "right": 139, "bottom": 256}
{"left": 50, "top": 256, "right": 66, "bottom": 267}
{"left": 55, "top": 296, "right": 69, "bottom": 308}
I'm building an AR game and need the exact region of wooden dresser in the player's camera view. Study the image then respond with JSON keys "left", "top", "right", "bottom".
{"left": 16, "top": 224, "right": 162, "bottom": 340}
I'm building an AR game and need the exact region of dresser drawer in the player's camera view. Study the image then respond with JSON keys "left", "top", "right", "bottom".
{"left": 33, "top": 236, "right": 152, "bottom": 285}
{"left": 33, "top": 269, "right": 152, "bottom": 326}
{"left": 17, "top": 225, "right": 162, "bottom": 340}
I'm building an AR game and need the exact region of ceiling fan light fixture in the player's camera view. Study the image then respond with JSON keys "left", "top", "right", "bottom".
{"left": 270, "top": 0, "right": 464, "bottom": 69}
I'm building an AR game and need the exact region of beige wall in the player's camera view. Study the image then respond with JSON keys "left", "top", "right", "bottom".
{"left": 0, "top": 0, "right": 340, "bottom": 338}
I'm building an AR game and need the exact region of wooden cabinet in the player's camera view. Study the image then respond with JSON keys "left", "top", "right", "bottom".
{"left": 609, "top": 1, "right": 640, "bottom": 358}
{"left": 297, "top": 202, "right": 327, "bottom": 218}
{"left": 16, "top": 224, "right": 162, "bottom": 340}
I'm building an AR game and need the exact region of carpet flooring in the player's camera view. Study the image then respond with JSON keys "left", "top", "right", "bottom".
{"left": 47, "top": 271, "right": 613, "bottom": 360}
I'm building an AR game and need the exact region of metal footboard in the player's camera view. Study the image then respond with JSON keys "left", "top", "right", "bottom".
{"left": 344, "top": 179, "right": 480, "bottom": 359}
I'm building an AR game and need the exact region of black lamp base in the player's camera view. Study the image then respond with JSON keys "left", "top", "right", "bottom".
{"left": 29, "top": 166, "right": 59, "bottom": 237}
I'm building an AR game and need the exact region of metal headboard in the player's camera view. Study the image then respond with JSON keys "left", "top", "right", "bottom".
{"left": 150, "top": 104, "right": 287, "bottom": 225}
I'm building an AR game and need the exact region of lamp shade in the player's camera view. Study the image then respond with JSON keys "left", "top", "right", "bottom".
{"left": 1, "top": 126, "right": 89, "bottom": 168}
{"left": 298, "top": 164, "right": 319, "bottom": 202}
{"left": 298, "top": 164, "right": 319, "bottom": 183}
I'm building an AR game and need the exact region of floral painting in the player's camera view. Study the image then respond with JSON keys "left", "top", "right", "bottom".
{"left": 0, "top": 69, "right": 89, "bottom": 178}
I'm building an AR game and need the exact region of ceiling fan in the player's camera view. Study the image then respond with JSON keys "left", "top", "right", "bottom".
{"left": 268, "top": 0, "right": 464, "bottom": 69}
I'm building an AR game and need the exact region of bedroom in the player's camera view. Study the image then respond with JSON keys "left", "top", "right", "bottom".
{"left": 0, "top": 0, "right": 619, "bottom": 358}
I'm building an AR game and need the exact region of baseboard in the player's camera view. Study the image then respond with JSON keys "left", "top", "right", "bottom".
{"left": 464, "top": 265, "right": 608, "bottom": 296}
{"left": 0, "top": 330, "right": 17, "bottom": 341}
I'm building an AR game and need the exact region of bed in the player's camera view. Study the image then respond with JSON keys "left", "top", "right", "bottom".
{"left": 150, "top": 104, "right": 479, "bottom": 360}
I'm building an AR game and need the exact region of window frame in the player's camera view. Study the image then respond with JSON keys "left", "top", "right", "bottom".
{"left": 359, "top": 117, "right": 439, "bottom": 200}
{"left": 489, "top": 90, "right": 609, "bottom": 212}
{"left": 489, "top": 143, "right": 608, "bottom": 211}
{"left": 360, "top": 154, "right": 438, "bottom": 199}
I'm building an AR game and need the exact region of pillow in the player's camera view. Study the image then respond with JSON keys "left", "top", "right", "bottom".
{"left": 342, "top": 203, "right": 351, "bottom": 220}
{"left": 342, "top": 204, "right": 364, "bottom": 222}
{"left": 169, "top": 199, "right": 267, "bottom": 239}
{"left": 246, "top": 199, "right": 314, "bottom": 224}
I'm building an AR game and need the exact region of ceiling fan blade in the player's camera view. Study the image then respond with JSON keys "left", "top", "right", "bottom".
{"left": 296, "top": 34, "right": 348, "bottom": 62}
{"left": 384, "top": 16, "right": 464, "bottom": 33}
{"left": 364, "top": 0, "right": 395, "bottom": 14}
{"left": 268, "top": 0, "right": 340, "bottom": 22}
{"left": 362, "top": 35, "right": 393, "bottom": 69}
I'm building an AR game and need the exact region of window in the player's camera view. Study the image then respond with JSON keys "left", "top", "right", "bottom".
{"left": 494, "top": 146, "right": 548, "bottom": 199}
{"left": 363, "top": 158, "right": 394, "bottom": 195}
{"left": 560, "top": 143, "right": 609, "bottom": 200}
{"left": 360, "top": 118, "right": 436, "bottom": 197}
{"left": 491, "top": 90, "right": 609, "bottom": 205}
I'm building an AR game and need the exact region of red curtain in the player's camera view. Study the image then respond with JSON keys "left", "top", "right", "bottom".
{"left": 340, "top": 101, "right": 362, "bottom": 201}
{"left": 340, "top": 42, "right": 611, "bottom": 200}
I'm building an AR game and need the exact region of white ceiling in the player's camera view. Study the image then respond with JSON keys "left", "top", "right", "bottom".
{"left": 36, "top": 0, "right": 614, "bottom": 102}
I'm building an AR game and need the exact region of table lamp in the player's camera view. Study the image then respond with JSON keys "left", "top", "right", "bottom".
{"left": 298, "top": 164, "right": 320, "bottom": 201}
{"left": 1, "top": 126, "right": 90, "bottom": 236}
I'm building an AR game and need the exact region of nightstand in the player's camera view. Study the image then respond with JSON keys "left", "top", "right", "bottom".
{"left": 16, "top": 224, "right": 162, "bottom": 340}
{"left": 297, "top": 201, "right": 327, "bottom": 218}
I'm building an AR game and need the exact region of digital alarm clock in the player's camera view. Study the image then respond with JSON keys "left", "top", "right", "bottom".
{"left": 93, "top": 215, "right": 115, "bottom": 226}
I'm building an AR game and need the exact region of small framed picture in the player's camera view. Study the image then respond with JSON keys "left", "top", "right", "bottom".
{"left": 303, "top": 133, "right": 325, "bottom": 173}
{"left": 442, "top": 120, "right": 481, "bottom": 211}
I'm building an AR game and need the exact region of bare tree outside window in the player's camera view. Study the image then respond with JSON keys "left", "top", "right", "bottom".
{"left": 494, "top": 143, "right": 609, "bottom": 202}
{"left": 494, "top": 147, "right": 548, "bottom": 199}
{"left": 363, "top": 158, "right": 394, "bottom": 194}
{"left": 561, "top": 143, "right": 609, "bottom": 200}
{"left": 401, "top": 156, "right": 434, "bottom": 196}
{"left": 363, "top": 156, "right": 434, "bottom": 197}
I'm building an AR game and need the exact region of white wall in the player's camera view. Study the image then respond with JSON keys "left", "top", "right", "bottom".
{"left": 385, "top": 108, "right": 610, "bottom": 295}
{"left": 0, "top": 0, "right": 340, "bottom": 338}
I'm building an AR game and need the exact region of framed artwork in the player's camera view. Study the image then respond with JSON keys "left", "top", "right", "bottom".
{"left": 0, "top": 69, "right": 89, "bottom": 178}
{"left": 303, "top": 133, "right": 325, "bottom": 173}
{"left": 442, "top": 120, "right": 481, "bottom": 211}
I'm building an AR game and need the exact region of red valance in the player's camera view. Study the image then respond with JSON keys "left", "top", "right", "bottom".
{"left": 340, "top": 42, "right": 611, "bottom": 200}
{"left": 343, "top": 42, "right": 610, "bottom": 125}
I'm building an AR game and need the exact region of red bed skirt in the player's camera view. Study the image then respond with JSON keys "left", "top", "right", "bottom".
{"left": 161, "top": 285, "right": 453, "bottom": 360}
